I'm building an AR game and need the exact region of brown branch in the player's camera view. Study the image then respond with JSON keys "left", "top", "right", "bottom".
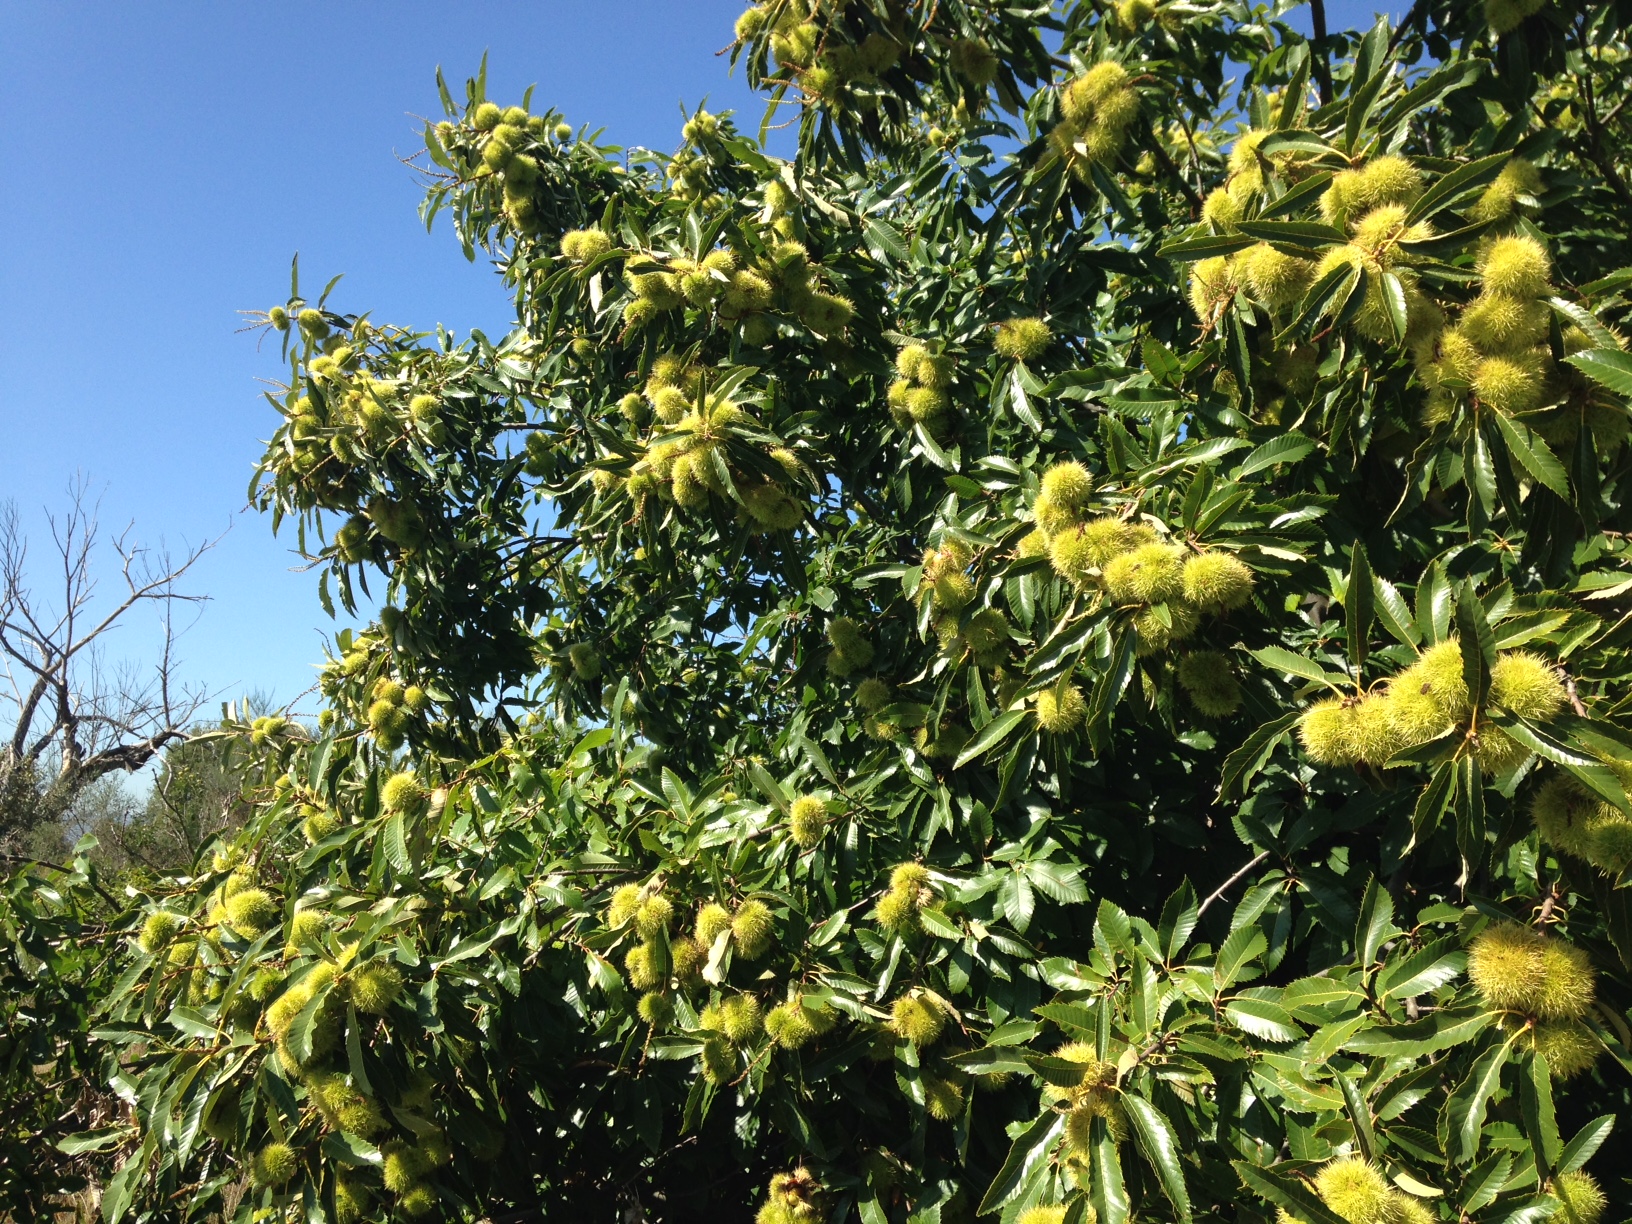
{"left": 1, "top": 484, "right": 221, "bottom": 836}
{"left": 0, "top": 852, "right": 122, "bottom": 910}
{"left": 1197, "top": 851, "right": 1271, "bottom": 916}
{"left": 1573, "top": 37, "right": 1632, "bottom": 212}
{"left": 1310, "top": 0, "right": 1334, "bottom": 107}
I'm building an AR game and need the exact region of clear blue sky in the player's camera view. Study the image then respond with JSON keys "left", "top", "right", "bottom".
{"left": 1, "top": 0, "right": 1398, "bottom": 723}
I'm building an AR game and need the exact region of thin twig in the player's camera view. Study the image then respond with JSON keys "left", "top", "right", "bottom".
{"left": 1197, "top": 851, "right": 1271, "bottom": 916}
{"left": 0, "top": 852, "right": 123, "bottom": 911}
{"left": 1385, "top": 0, "right": 1428, "bottom": 55}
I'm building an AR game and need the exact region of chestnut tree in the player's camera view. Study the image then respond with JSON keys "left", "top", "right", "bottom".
{"left": 77, "top": 1, "right": 1632, "bottom": 1222}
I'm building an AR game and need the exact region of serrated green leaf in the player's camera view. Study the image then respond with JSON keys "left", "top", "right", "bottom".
{"left": 1123, "top": 1094, "right": 1192, "bottom": 1223}
{"left": 1565, "top": 348, "right": 1632, "bottom": 396}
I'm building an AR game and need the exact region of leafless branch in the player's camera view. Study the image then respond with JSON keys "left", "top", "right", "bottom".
{"left": 1197, "top": 851, "right": 1271, "bottom": 916}
{"left": 0, "top": 481, "right": 223, "bottom": 841}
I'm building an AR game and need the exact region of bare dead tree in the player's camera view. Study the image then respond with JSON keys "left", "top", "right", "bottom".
{"left": 0, "top": 483, "right": 218, "bottom": 840}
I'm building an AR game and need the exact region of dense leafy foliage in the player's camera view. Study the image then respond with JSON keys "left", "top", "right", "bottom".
{"left": 19, "top": 0, "right": 1632, "bottom": 1221}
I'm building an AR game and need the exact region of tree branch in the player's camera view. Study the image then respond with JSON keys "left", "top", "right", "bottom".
{"left": 1310, "top": 0, "right": 1334, "bottom": 107}
{"left": 1197, "top": 851, "right": 1270, "bottom": 916}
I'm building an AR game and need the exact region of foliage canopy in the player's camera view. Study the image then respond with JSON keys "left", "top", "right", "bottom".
{"left": 11, "top": 1, "right": 1632, "bottom": 1221}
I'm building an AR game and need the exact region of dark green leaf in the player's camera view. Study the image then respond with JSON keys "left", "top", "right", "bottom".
{"left": 1233, "top": 1162, "right": 1349, "bottom": 1224}
{"left": 1404, "top": 152, "right": 1512, "bottom": 225}
{"left": 1443, "top": 1036, "right": 1512, "bottom": 1164}
{"left": 1518, "top": 1051, "right": 1559, "bottom": 1176}
{"left": 1123, "top": 1093, "right": 1192, "bottom": 1223}
{"left": 1157, "top": 233, "right": 1256, "bottom": 261}
{"left": 1557, "top": 1115, "right": 1613, "bottom": 1174}
{"left": 1489, "top": 409, "right": 1571, "bottom": 500}
{"left": 1565, "top": 348, "right": 1632, "bottom": 396}
{"left": 977, "top": 1112, "right": 1062, "bottom": 1215}
{"left": 1347, "top": 543, "right": 1375, "bottom": 671}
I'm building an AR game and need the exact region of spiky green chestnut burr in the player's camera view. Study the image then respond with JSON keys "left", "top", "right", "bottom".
{"left": 368, "top": 699, "right": 408, "bottom": 747}
{"left": 1586, "top": 816, "right": 1632, "bottom": 872}
{"left": 891, "top": 861, "right": 930, "bottom": 895}
{"left": 139, "top": 910, "right": 182, "bottom": 954}
{"left": 285, "top": 906, "right": 326, "bottom": 954}
{"left": 625, "top": 943, "right": 663, "bottom": 992}
{"left": 381, "top": 772, "right": 427, "bottom": 815}
{"left": 471, "top": 102, "right": 502, "bottom": 131}
{"left": 1531, "top": 1019, "right": 1599, "bottom": 1078}
{"left": 719, "top": 992, "right": 764, "bottom": 1043}
{"left": 251, "top": 1141, "right": 298, "bottom": 1187}
{"left": 696, "top": 901, "right": 733, "bottom": 946}
{"left": 1181, "top": 551, "right": 1254, "bottom": 613}
{"left": 396, "top": 1183, "right": 437, "bottom": 1217}
{"left": 995, "top": 317, "right": 1052, "bottom": 360}
{"left": 1035, "top": 684, "right": 1087, "bottom": 733}
{"left": 1386, "top": 1195, "right": 1435, "bottom": 1224}
{"left": 949, "top": 37, "right": 997, "bottom": 86}
{"left": 1473, "top": 352, "right": 1549, "bottom": 415}
{"left": 1468, "top": 922, "right": 1547, "bottom": 1012}
{"left": 1201, "top": 187, "right": 1243, "bottom": 231}
{"left": 874, "top": 886, "right": 920, "bottom": 934}
{"left": 1047, "top": 517, "right": 1149, "bottom": 586}
{"left": 855, "top": 678, "right": 892, "bottom": 712}
{"left": 337, "top": 1095, "right": 386, "bottom": 1138}
{"left": 1016, "top": 1209, "right": 1069, "bottom": 1224}
{"left": 799, "top": 290, "right": 853, "bottom": 336}
{"left": 1177, "top": 652, "right": 1243, "bottom": 717}
{"left": 225, "top": 888, "right": 278, "bottom": 935}
{"left": 725, "top": 270, "right": 774, "bottom": 313}
{"left": 890, "top": 991, "right": 947, "bottom": 1047}
{"left": 1490, "top": 652, "right": 1566, "bottom": 720}
{"left": 1471, "top": 158, "right": 1542, "bottom": 222}
{"left": 1238, "top": 243, "right": 1315, "bottom": 310}
{"left": 896, "top": 344, "right": 929, "bottom": 381}
{"left": 560, "top": 228, "right": 613, "bottom": 262}
{"left": 638, "top": 991, "right": 674, "bottom": 1027}
{"left": 1134, "top": 600, "right": 1199, "bottom": 658}
{"left": 1534, "top": 939, "right": 1596, "bottom": 1020}
{"left": 701, "top": 1034, "right": 735, "bottom": 1083}
{"left": 670, "top": 936, "right": 704, "bottom": 983}
{"left": 607, "top": 884, "right": 642, "bottom": 929}
{"left": 1103, "top": 543, "right": 1186, "bottom": 605}
{"left": 1187, "top": 255, "right": 1235, "bottom": 321}
{"left": 1461, "top": 293, "right": 1549, "bottom": 352}
{"left": 1033, "top": 461, "right": 1093, "bottom": 534}
{"left": 789, "top": 795, "right": 827, "bottom": 847}
{"left": 1299, "top": 697, "right": 1365, "bottom": 766}
{"left": 923, "top": 1074, "right": 966, "bottom": 1121}
{"left": 732, "top": 899, "right": 775, "bottom": 959}
{"left": 349, "top": 962, "right": 403, "bottom": 1014}
{"left": 1061, "top": 62, "right": 1130, "bottom": 121}
{"left": 1313, "top": 1157, "right": 1391, "bottom": 1224}
{"left": 1399, "top": 639, "right": 1472, "bottom": 724}
{"left": 381, "top": 1139, "right": 432, "bottom": 1193}
{"left": 634, "top": 894, "right": 674, "bottom": 939}
{"left": 765, "top": 998, "right": 817, "bottom": 1049}
{"left": 1018, "top": 529, "right": 1049, "bottom": 559}
{"left": 932, "top": 572, "right": 976, "bottom": 611}
{"left": 333, "top": 1176, "right": 372, "bottom": 1223}
{"left": 1549, "top": 1170, "right": 1606, "bottom": 1224}
{"left": 1479, "top": 235, "right": 1552, "bottom": 299}
{"left": 826, "top": 616, "right": 875, "bottom": 672}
